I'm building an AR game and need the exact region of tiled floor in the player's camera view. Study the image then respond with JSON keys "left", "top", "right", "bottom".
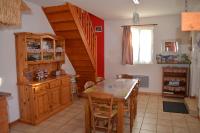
{"left": 10, "top": 94, "right": 200, "bottom": 133}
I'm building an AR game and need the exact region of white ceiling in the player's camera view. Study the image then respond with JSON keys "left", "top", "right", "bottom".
{"left": 27, "top": 0, "right": 200, "bottom": 19}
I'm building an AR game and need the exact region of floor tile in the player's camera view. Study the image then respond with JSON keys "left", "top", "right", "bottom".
{"left": 173, "top": 126, "right": 190, "bottom": 133}
{"left": 131, "top": 128, "right": 140, "bottom": 133}
{"left": 144, "top": 113, "right": 157, "bottom": 119}
{"left": 135, "top": 116, "right": 144, "bottom": 122}
{"left": 157, "top": 119, "right": 172, "bottom": 126}
{"left": 133, "top": 121, "right": 142, "bottom": 129}
{"left": 185, "top": 115, "right": 200, "bottom": 124}
{"left": 157, "top": 125, "right": 173, "bottom": 133}
{"left": 172, "top": 119, "right": 187, "bottom": 128}
{"left": 171, "top": 113, "right": 186, "bottom": 120}
{"left": 141, "top": 123, "right": 156, "bottom": 131}
{"left": 143, "top": 118, "right": 157, "bottom": 125}
{"left": 158, "top": 112, "right": 172, "bottom": 120}
{"left": 140, "top": 129, "right": 156, "bottom": 133}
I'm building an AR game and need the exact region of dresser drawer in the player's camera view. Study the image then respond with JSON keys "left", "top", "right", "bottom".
{"left": 33, "top": 84, "right": 49, "bottom": 94}
{"left": 49, "top": 80, "right": 61, "bottom": 88}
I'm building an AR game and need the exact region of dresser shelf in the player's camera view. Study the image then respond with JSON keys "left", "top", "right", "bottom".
{"left": 162, "top": 67, "right": 189, "bottom": 98}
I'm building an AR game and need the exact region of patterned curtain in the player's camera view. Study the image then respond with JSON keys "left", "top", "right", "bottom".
{"left": 122, "top": 26, "right": 133, "bottom": 65}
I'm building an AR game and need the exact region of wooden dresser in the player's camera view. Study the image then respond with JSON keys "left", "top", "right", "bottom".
{"left": 0, "top": 92, "right": 11, "bottom": 133}
{"left": 15, "top": 32, "right": 72, "bottom": 124}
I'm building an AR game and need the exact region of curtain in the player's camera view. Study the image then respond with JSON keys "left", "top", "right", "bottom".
{"left": 122, "top": 26, "right": 133, "bottom": 65}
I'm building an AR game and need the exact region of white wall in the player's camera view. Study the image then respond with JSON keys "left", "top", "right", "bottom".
{"left": 0, "top": 1, "right": 75, "bottom": 122}
{"left": 104, "top": 15, "right": 182, "bottom": 93}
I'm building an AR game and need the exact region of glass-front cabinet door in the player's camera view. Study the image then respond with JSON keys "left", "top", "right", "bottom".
{"left": 26, "top": 36, "right": 42, "bottom": 63}
{"left": 42, "top": 35, "right": 54, "bottom": 62}
{"left": 55, "top": 39, "right": 65, "bottom": 62}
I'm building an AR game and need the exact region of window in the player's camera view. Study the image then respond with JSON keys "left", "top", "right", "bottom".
{"left": 131, "top": 26, "right": 154, "bottom": 64}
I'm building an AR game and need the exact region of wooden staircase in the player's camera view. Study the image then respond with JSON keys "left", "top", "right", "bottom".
{"left": 43, "top": 3, "right": 97, "bottom": 93}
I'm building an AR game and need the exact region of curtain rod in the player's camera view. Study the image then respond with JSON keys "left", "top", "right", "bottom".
{"left": 121, "top": 24, "right": 158, "bottom": 27}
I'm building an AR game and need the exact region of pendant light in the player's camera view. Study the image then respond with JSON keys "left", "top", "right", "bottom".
{"left": 133, "top": 12, "right": 140, "bottom": 24}
{"left": 132, "top": 0, "right": 140, "bottom": 24}
{"left": 132, "top": 0, "right": 140, "bottom": 4}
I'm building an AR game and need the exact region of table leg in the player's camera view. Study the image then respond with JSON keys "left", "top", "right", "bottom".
{"left": 129, "top": 92, "right": 134, "bottom": 133}
{"left": 85, "top": 99, "right": 91, "bottom": 133}
{"left": 117, "top": 101, "right": 124, "bottom": 133}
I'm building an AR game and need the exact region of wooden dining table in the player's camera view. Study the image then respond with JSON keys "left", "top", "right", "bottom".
{"left": 83, "top": 78, "right": 139, "bottom": 133}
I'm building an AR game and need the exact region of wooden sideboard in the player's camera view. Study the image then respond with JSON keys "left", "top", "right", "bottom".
{"left": 0, "top": 92, "right": 11, "bottom": 133}
{"left": 15, "top": 32, "right": 72, "bottom": 124}
{"left": 19, "top": 75, "right": 71, "bottom": 124}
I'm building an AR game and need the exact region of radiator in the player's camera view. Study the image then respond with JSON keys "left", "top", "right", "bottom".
{"left": 133, "top": 75, "right": 149, "bottom": 88}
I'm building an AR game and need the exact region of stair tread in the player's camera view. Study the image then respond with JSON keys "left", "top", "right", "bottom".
{"left": 43, "top": 4, "right": 70, "bottom": 14}
{"left": 56, "top": 31, "right": 81, "bottom": 39}
{"left": 50, "top": 20, "right": 74, "bottom": 23}
{"left": 52, "top": 22, "right": 78, "bottom": 32}
{"left": 46, "top": 12, "right": 73, "bottom": 23}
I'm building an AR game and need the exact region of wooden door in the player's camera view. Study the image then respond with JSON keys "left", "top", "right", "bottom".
{"left": 34, "top": 91, "right": 50, "bottom": 120}
{"left": 60, "top": 77, "right": 71, "bottom": 105}
{"left": 19, "top": 85, "right": 32, "bottom": 123}
{"left": 49, "top": 87, "right": 60, "bottom": 110}
{"left": 60, "top": 86, "right": 71, "bottom": 105}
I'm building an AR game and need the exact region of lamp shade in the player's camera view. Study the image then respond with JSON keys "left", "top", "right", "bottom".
{"left": 133, "top": 12, "right": 140, "bottom": 24}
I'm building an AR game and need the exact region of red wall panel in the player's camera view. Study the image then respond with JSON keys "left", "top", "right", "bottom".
{"left": 89, "top": 14, "right": 104, "bottom": 77}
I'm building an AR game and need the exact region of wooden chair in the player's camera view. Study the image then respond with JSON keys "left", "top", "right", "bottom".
{"left": 88, "top": 92, "right": 117, "bottom": 133}
{"left": 96, "top": 76, "right": 104, "bottom": 83}
{"left": 116, "top": 74, "right": 134, "bottom": 79}
{"left": 84, "top": 81, "right": 95, "bottom": 90}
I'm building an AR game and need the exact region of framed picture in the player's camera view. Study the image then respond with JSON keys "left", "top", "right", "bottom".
{"left": 162, "top": 39, "right": 178, "bottom": 53}
{"left": 164, "top": 41, "right": 178, "bottom": 52}
{"left": 95, "top": 26, "right": 103, "bottom": 32}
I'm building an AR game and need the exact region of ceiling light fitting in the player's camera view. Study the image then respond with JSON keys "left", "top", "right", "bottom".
{"left": 132, "top": 0, "right": 140, "bottom": 5}
{"left": 132, "top": 0, "right": 140, "bottom": 24}
{"left": 185, "top": 0, "right": 188, "bottom": 12}
{"left": 133, "top": 12, "right": 140, "bottom": 24}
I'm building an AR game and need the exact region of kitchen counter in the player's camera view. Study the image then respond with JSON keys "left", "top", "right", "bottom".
{"left": 0, "top": 92, "right": 11, "bottom": 97}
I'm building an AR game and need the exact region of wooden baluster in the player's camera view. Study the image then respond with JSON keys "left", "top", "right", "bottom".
{"left": 87, "top": 21, "right": 90, "bottom": 42}
{"left": 95, "top": 36, "right": 97, "bottom": 66}
{"left": 84, "top": 13, "right": 87, "bottom": 33}
{"left": 86, "top": 15, "right": 89, "bottom": 40}
{"left": 71, "top": 4, "right": 97, "bottom": 68}
{"left": 91, "top": 36, "right": 93, "bottom": 50}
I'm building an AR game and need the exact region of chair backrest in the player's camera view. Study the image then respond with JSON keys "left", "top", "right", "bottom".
{"left": 88, "top": 92, "right": 113, "bottom": 117}
{"left": 84, "top": 81, "right": 95, "bottom": 89}
{"left": 116, "top": 74, "right": 134, "bottom": 79}
{"left": 96, "top": 76, "right": 104, "bottom": 83}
